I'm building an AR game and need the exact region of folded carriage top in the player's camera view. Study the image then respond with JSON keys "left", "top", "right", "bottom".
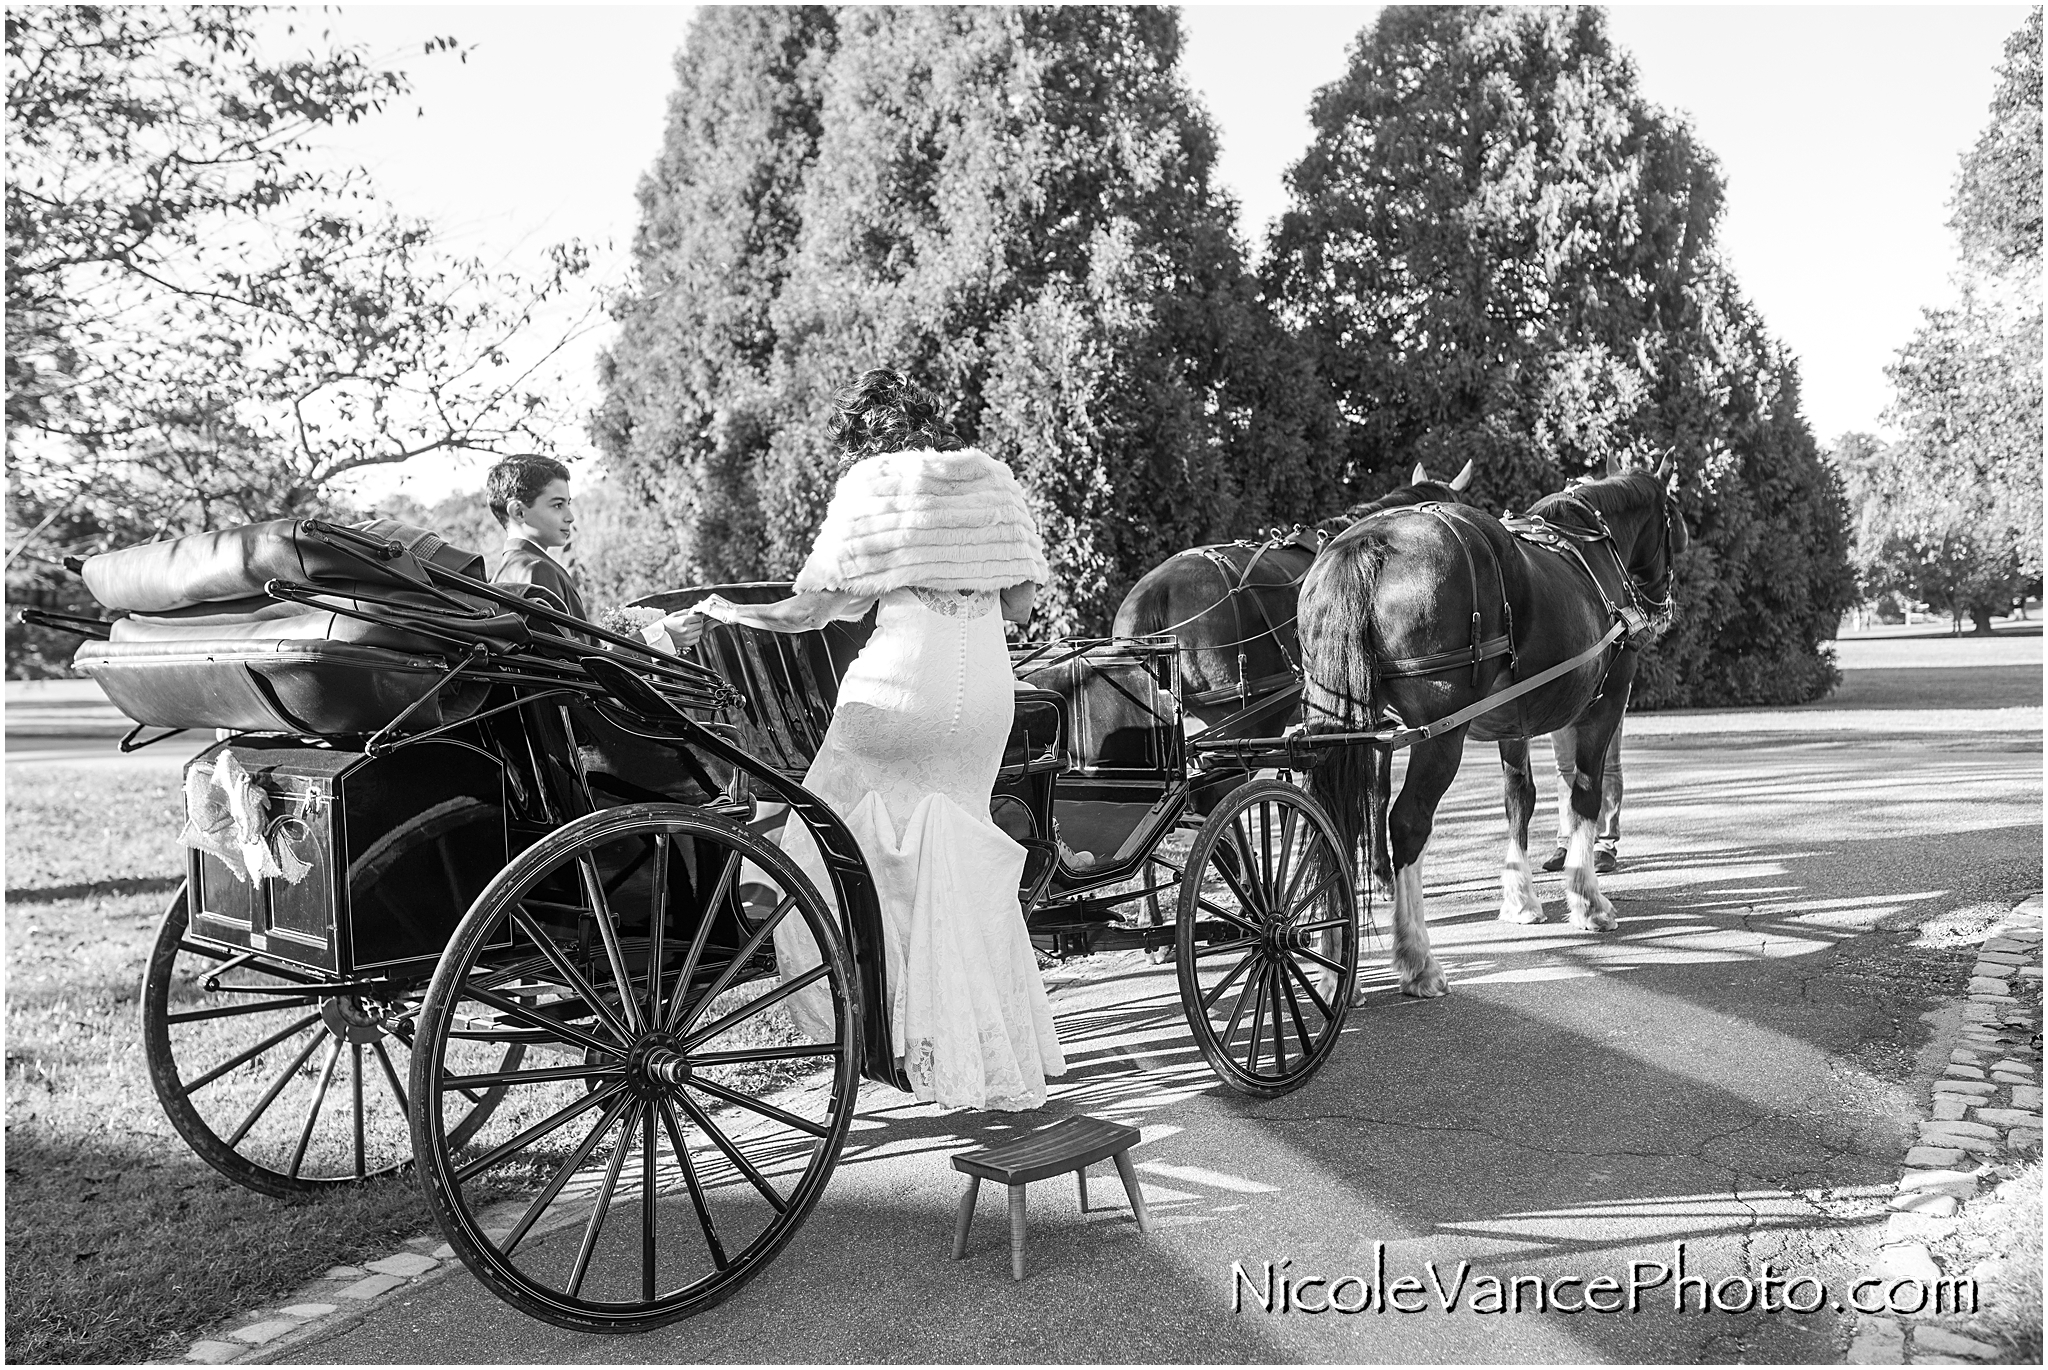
{"left": 80, "top": 518, "right": 485, "bottom": 613}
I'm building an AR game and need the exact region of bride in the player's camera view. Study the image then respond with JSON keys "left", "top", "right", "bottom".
{"left": 658, "top": 368, "right": 1066, "bottom": 1111}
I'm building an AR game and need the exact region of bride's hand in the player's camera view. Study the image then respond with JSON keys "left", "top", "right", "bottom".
{"left": 646, "top": 608, "right": 710, "bottom": 653}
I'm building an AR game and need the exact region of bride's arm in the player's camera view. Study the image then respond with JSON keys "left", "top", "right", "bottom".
{"left": 695, "top": 589, "right": 876, "bottom": 634}
{"left": 999, "top": 581, "right": 1038, "bottom": 626}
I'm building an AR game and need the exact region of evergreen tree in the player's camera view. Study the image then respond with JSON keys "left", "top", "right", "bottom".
{"left": 597, "top": 5, "right": 1340, "bottom": 632}
{"left": 593, "top": 5, "right": 838, "bottom": 584}
{"left": 1872, "top": 7, "right": 2042, "bottom": 624}
{"left": 1266, "top": 5, "right": 1853, "bottom": 706}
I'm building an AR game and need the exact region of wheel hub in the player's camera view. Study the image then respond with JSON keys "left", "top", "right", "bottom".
{"left": 626, "top": 1036, "right": 690, "bottom": 1097}
{"left": 321, "top": 996, "right": 389, "bottom": 1044}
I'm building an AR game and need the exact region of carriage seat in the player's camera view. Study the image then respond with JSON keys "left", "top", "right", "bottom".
{"left": 628, "top": 583, "right": 1064, "bottom": 784}
{"left": 79, "top": 517, "right": 483, "bottom": 613}
{"left": 71, "top": 519, "right": 504, "bottom": 738}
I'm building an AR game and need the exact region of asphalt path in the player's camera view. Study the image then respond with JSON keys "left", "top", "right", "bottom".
{"left": 245, "top": 627, "right": 2039, "bottom": 1365}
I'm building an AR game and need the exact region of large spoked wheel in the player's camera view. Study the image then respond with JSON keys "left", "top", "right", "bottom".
{"left": 1175, "top": 778, "right": 1356, "bottom": 1097}
{"left": 142, "top": 801, "right": 518, "bottom": 1198}
{"left": 409, "top": 802, "right": 862, "bottom": 1333}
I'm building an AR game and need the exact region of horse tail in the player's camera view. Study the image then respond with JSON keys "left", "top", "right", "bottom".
{"left": 1299, "top": 534, "right": 1384, "bottom": 875}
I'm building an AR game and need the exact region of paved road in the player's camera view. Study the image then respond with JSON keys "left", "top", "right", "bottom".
{"left": 262, "top": 629, "right": 2039, "bottom": 1365}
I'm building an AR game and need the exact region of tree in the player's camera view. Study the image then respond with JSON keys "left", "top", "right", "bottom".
{"left": 1862, "top": 9, "right": 2042, "bottom": 629}
{"left": 597, "top": 5, "right": 1342, "bottom": 633}
{"left": 1265, "top": 5, "right": 1854, "bottom": 706}
{"left": 5, "top": 6, "right": 598, "bottom": 552}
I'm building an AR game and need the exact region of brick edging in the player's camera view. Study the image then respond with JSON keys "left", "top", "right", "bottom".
{"left": 1845, "top": 892, "right": 2043, "bottom": 1365}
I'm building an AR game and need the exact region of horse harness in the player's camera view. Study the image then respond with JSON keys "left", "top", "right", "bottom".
{"left": 1162, "top": 530, "right": 1318, "bottom": 707}
{"left": 1307, "top": 494, "right": 1667, "bottom": 731}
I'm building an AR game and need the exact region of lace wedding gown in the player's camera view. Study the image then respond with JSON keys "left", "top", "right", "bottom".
{"left": 771, "top": 585, "right": 1067, "bottom": 1111}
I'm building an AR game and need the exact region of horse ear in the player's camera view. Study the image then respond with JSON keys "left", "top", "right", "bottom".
{"left": 1603, "top": 449, "right": 1623, "bottom": 478}
{"left": 1655, "top": 451, "right": 1676, "bottom": 483}
{"left": 1447, "top": 460, "right": 1474, "bottom": 492}
{"left": 1411, "top": 462, "right": 1429, "bottom": 486}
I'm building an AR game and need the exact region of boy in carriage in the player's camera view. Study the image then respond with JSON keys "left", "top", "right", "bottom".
{"left": 485, "top": 454, "right": 587, "bottom": 620}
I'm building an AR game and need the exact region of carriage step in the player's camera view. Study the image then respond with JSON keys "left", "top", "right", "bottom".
{"left": 950, "top": 1115, "right": 1151, "bottom": 1280}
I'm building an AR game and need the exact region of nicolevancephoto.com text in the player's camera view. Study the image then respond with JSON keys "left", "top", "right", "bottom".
{"left": 1232, "top": 1243, "right": 1981, "bottom": 1318}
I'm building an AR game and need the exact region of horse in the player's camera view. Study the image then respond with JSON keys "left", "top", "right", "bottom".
{"left": 1297, "top": 459, "right": 1688, "bottom": 998}
{"left": 1110, "top": 461, "right": 1477, "bottom": 736}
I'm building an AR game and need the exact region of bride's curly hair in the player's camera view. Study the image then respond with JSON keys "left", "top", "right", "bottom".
{"left": 829, "top": 368, "right": 961, "bottom": 475}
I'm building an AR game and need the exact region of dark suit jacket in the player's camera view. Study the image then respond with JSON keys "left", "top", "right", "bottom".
{"left": 489, "top": 538, "right": 588, "bottom": 622}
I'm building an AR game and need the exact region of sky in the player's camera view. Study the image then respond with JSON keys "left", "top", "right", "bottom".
{"left": 298, "top": 3, "right": 2031, "bottom": 503}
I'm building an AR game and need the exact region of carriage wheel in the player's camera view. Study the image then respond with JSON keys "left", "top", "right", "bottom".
{"left": 142, "top": 801, "right": 519, "bottom": 1198}
{"left": 409, "top": 803, "right": 861, "bottom": 1333}
{"left": 1175, "top": 778, "right": 1356, "bottom": 1097}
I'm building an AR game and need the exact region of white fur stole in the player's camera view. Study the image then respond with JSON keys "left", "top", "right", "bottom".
{"left": 793, "top": 447, "right": 1050, "bottom": 596}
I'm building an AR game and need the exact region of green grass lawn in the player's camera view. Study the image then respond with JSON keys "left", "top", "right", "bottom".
{"left": 4, "top": 766, "right": 439, "bottom": 1364}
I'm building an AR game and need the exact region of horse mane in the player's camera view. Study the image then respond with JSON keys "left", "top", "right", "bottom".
{"left": 1322, "top": 479, "right": 1464, "bottom": 533}
{"left": 1529, "top": 470, "right": 1663, "bottom": 527}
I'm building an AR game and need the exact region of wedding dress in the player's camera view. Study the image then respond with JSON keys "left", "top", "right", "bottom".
{"left": 771, "top": 585, "right": 1066, "bottom": 1111}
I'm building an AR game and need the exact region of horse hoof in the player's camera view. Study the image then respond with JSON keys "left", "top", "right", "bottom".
{"left": 1569, "top": 901, "right": 1617, "bottom": 932}
{"left": 1399, "top": 968, "right": 1449, "bottom": 998}
{"left": 1498, "top": 902, "right": 1548, "bottom": 925}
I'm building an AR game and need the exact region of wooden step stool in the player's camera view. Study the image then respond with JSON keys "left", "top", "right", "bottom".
{"left": 950, "top": 1115, "right": 1153, "bottom": 1280}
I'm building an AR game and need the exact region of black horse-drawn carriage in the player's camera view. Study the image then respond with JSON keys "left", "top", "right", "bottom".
{"left": 28, "top": 517, "right": 1361, "bottom": 1332}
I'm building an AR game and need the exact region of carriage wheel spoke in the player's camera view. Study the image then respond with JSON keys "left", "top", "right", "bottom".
{"left": 1219, "top": 954, "right": 1266, "bottom": 1048}
{"left": 371, "top": 1038, "right": 410, "bottom": 1115}
{"left": 662, "top": 848, "right": 743, "bottom": 1033}
{"left": 1215, "top": 830, "right": 1266, "bottom": 917}
{"left": 644, "top": 834, "right": 669, "bottom": 1029}
{"left": 566, "top": 1102, "right": 638, "bottom": 1300}
{"left": 578, "top": 856, "right": 645, "bottom": 1037}
{"left": 462, "top": 985, "right": 620, "bottom": 1058}
{"left": 287, "top": 1037, "right": 345, "bottom": 1179}
{"left": 1241, "top": 812, "right": 1276, "bottom": 908}
{"left": 498, "top": 1090, "right": 636, "bottom": 1256}
{"left": 1278, "top": 827, "right": 1324, "bottom": 914}
{"left": 167, "top": 995, "right": 325, "bottom": 1025}
{"left": 440, "top": 1060, "right": 626, "bottom": 1092}
{"left": 1200, "top": 948, "right": 1262, "bottom": 1013}
{"left": 1292, "top": 942, "right": 1348, "bottom": 977}
{"left": 681, "top": 965, "right": 828, "bottom": 1053}
{"left": 685, "top": 1073, "right": 830, "bottom": 1139}
{"left": 676, "top": 892, "right": 797, "bottom": 1036}
{"left": 182, "top": 1012, "right": 323, "bottom": 1093}
{"left": 454, "top": 1081, "right": 628, "bottom": 1184}
{"left": 674, "top": 1090, "right": 790, "bottom": 1214}
{"left": 510, "top": 907, "right": 633, "bottom": 1045}
{"left": 1192, "top": 935, "right": 1260, "bottom": 960}
{"left": 1267, "top": 963, "right": 1290, "bottom": 1076}
{"left": 1240, "top": 962, "right": 1272, "bottom": 1070}
{"left": 1287, "top": 862, "right": 1347, "bottom": 917}
{"left": 1282, "top": 951, "right": 1338, "bottom": 1023}
{"left": 1270, "top": 805, "right": 1303, "bottom": 908}
{"left": 226, "top": 1026, "right": 327, "bottom": 1147}
{"left": 687, "top": 1043, "right": 841, "bottom": 1066}
{"left": 1277, "top": 962, "right": 1315, "bottom": 1065}
{"left": 641, "top": 1103, "right": 659, "bottom": 1301}
{"left": 658, "top": 1097, "right": 729, "bottom": 1271}
{"left": 1193, "top": 895, "right": 1262, "bottom": 935}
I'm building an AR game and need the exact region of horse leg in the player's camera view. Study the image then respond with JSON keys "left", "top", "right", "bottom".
{"left": 1558, "top": 719, "right": 1620, "bottom": 932}
{"left": 1385, "top": 731, "right": 1465, "bottom": 998}
{"left": 1495, "top": 738, "right": 1546, "bottom": 924}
